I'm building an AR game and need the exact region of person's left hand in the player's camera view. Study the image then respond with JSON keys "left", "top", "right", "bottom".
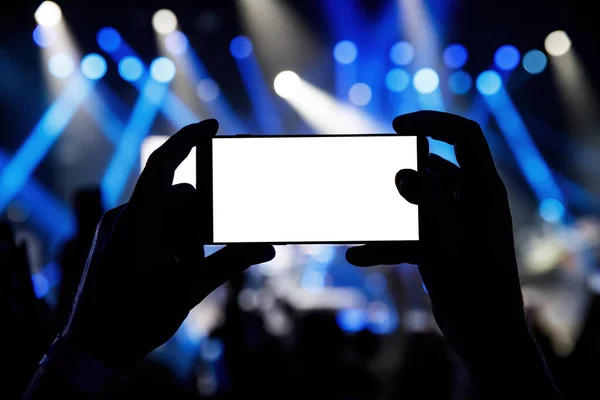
{"left": 63, "top": 119, "right": 275, "bottom": 373}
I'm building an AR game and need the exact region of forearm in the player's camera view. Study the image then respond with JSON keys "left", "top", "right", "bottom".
{"left": 22, "top": 365, "right": 91, "bottom": 400}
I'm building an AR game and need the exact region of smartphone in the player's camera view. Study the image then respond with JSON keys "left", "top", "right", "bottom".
{"left": 197, "top": 134, "right": 424, "bottom": 244}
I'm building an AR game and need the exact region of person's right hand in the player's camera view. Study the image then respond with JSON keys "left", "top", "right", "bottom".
{"left": 346, "top": 111, "right": 559, "bottom": 397}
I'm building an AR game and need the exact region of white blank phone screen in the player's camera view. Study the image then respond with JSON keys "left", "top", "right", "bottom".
{"left": 212, "top": 136, "right": 418, "bottom": 243}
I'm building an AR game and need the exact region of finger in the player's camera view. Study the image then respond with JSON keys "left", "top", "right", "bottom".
{"left": 427, "top": 154, "right": 462, "bottom": 199}
{"left": 393, "top": 111, "right": 499, "bottom": 179}
{"left": 132, "top": 119, "right": 218, "bottom": 204}
{"left": 395, "top": 169, "right": 419, "bottom": 204}
{"left": 346, "top": 242, "right": 418, "bottom": 267}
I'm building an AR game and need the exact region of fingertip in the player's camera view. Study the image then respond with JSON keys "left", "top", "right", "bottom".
{"left": 345, "top": 246, "right": 376, "bottom": 267}
{"left": 200, "top": 118, "right": 219, "bottom": 135}
{"left": 395, "top": 169, "right": 419, "bottom": 204}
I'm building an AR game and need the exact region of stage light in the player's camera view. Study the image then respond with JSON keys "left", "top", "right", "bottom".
{"left": 164, "top": 31, "right": 188, "bottom": 55}
{"left": 48, "top": 53, "right": 75, "bottom": 79}
{"left": 385, "top": 68, "right": 410, "bottom": 93}
{"left": 150, "top": 57, "right": 176, "bottom": 83}
{"left": 448, "top": 70, "right": 473, "bottom": 94}
{"left": 333, "top": 40, "right": 358, "bottom": 65}
{"left": 476, "top": 70, "right": 502, "bottom": 96}
{"left": 336, "top": 308, "right": 366, "bottom": 333}
{"left": 80, "top": 54, "right": 107, "bottom": 80}
{"left": 97, "top": 27, "right": 122, "bottom": 53}
{"left": 443, "top": 44, "right": 468, "bottom": 69}
{"left": 118, "top": 56, "right": 143, "bottom": 82}
{"left": 274, "top": 71, "right": 300, "bottom": 99}
{"left": 389, "top": 41, "right": 414, "bottom": 65}
{"left": 34, "top": 1, "right": 62, "bottom": 28}
{"left": 196, "top": 79, "right": 220, "bottom": 102}
{"left": 539, "top": 198, "right": 565, "bottom": 222}
{"left": 545, "top": 30, "right": 571, "bottom": 56}
{"left": 413, "top": 68, "right": 439, "bottom": 94}
{"left": 230, "top": 36, "right": 253, "bottom": 59}
{"left": 302, "top": 271, "right": 325, "bottom": 289}
{"left": 32, "top": 25, "right": 56, "bottom": 47}
{"left": 522, "top": 50, "right": 548, "bottom": 74}
{"left": 152, "top": 9, "right": 178, "bottom": 35}
{"left": 494, "top": 45, "right": 521, "bottom": 71}
{"left": 365, "top": 272, "right": 387, "bottom": 295}
{"left": 349, "top": 83, "right": 372, "bottom": 106}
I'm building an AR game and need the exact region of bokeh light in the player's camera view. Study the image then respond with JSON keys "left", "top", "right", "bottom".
{"left": 443, "top": 44, "right": 468, "bottom": 69}
{"left": 494, "top": 45, "right": 521, "bottom": 71}
{"left": 448, "top": 70, "right": 473, "bottom": 94}
{"left": 118, "top": 56, "right": 144, "bottom": 82}
{"left": 48, "top": 53, "right": 75, "bottom": 79}
{"left": 413, "top": 68, "right": 439, "bottom": 94}
{"left": 336, "top": 308, "right": 367, "bottom": 333}
{"left": 80, "top": 54, "right": 107, "bottom": 80}
{"left": 32, "top": 26, "right": 57, "bottom": 48}
{"left": 165, "top": 31, "right": 188, "bottom": 55}
{"left": 389, "top": 41, "right": 415, "bottom": 66}
{"left": 385, "top": 68, "right": 411, "bottom": 93}
{"left": 522, "top": 50, "right": 548, "bottom": 74}
{"left": 196, "top": 79, "right": 220, "bottom": 102}
{"left": 34, "top": 1, "right": 62, "bottom": 28}
{"left": 230, "top": 36, "right": 253, "bottom": 59}
{"left": 545, "top": 30, "right": 572, "bottom": 56}
{"left": 150, "top": 57, "right": 176, "bottom": 83}
{"left": 333, "top": 40, "right": 358, "bottom": 65}
{"left": 476, "top": 70, "right": 502, "bottom": 96}
{"left": 539, "top": 198, "right": 565, "bottom": 222}
{"left": 152, "top": 9, "right": 178, "bottom": 35}
{"left": 274, "top": 71, "right": 301, "bottom": 99}
{"left": 349, "top": 83, "right": 373, "bottom": 106}
{"left": 97, "top": 27, "right": 122, "bottom": 53}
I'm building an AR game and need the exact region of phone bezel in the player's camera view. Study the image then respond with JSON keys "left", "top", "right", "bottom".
{"left": 197, "top": 133, "right": 426, "bottom": 245}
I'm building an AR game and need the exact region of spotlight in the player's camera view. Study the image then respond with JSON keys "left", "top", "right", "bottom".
{"left": 118, "top": 56, "right": 144, "bottom": 82}
{"left": 34, "top": 1, "right": 62, "bottom": 28}
{"left": 97, "top": 27, "right": 122, "bottom": 53}
{"left": 385, "top": 68, "right": 410, "bottom": 93}
{"left": 274, "top": 71, "right": 300, "bottom": 99}
{"left": 348, "top": 83, "right": 372, "bottom": 106}
{"left": 150, "top": 57, "right": 176, "bottom": 83}
{"left": 165, "top": 31, "right": 188, "bottom": 55}
{"left": 389, "top": 41, "right": 414, "bottom": 66}
{"left": 152, "top": 9, "right": 178, "bottom": 35}
{"left": 545, "top": 30, "right": 571, "bottom": 56}
{"left": 48, "top": 53, "right": 74, "bottom": 79}
{"left": 81, "top": 54, "right": 107, "bottom": 80}
{"left": 196, "top": 79, "right": 220, "bottom": 102}
{"left": 230, "top": 36, "right": 253, "bottom": 59}
{"left": 476, "top": 70, "right": 502, "bottom": 96}
{"left": 539, "top": 198, "right": 565, "bottom": 222}
{"left": 413, "top": 68, "right": 439, "bottom": 94}
{"left": 522, "top": 50, "right": 547, "bottom": 74}
{"left": 333, "top": 40, "right": 358, "bottom": 65}
{"left": 494, "top": 45, "right": 521, "bottom": 71}
{"left": 32, "top": 25, "right": 57, "bottom": 48}
{"left": 448, "top": 71, "right": 472, "bottom": 94}
{"left": 443, "top": 44, "right": 468, "bottom": 69}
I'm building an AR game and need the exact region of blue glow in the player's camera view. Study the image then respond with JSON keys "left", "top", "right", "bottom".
{"left": 118, "top": 56, "right": 144, "bottom": 82}
{"left": 165, "top": 31, "right": 188, "bottom": 55}
{"left": 32, "top": 274, "right": 49, "bottom": 298}
{"left": 365, "top": 273, "right": 387, "bottom": 295}
{"left": 81, "top": 54, "right": 107, "bottom": 80}
{"left": 448, "top": 70, "right": 473, "bottom": 94}
{"left": 522, "top": 50, "right": 547, "bottom": 74}
{"left": 336, "top": 309, "right": 366, "bottom": 333}
{"left": 367, "top": 306, "right": 398, "bottom": 334}
{"left": 540, "top": 198, "right": 565, "bottom": 222}
{"left": 200, "top": 338, "right": 224, "bottom": 362}
{"left": 385, "top": 68, "right": 410, "bottom": 93}
{"left": 230, "top": 36, "right": 253, "bottom": 59}
{"left": 150, "top": 57, "right": 176, "bottom": 83}
{"left": 196, "top": 79, "right": 220, "bottom": 102}
{"left": 301, "top": 271, "right": 325, "bottom": 289}
{"left": 443, "top": 44, "right": 468, "bottom": 69}
{"left": 476, "top": 70, "right": 502, "bottom": 96}
{"left": 422, "top": 282, "right": 428, "bottom": 294}
{"left": 97, "top": 27, "right": 122, "bottom": 53}
{"left": 494, "top": 45, "right": 521, "bottom": 71}
{"left": 33, "top": 26, "right": 56, "bottom": 47}
{"left": 48, "top": 53, "right": 75, "bottom": 79}
{"left": 413, "top": 68, "right": 439, "bottom": 94}
{"left": 333, "top": 40, "right": 358, "bottom": 64}
{"left": 390, "top": 41, "right": 414, "bottom": 65}
{"left": 101, "top": 79, "right": 168, "bottom": 208}
{"left": 349, "top": 83, "right": 372, "bottom": 106}
{"left": 0, "top": 78, "right": 94, "bottom": 212}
